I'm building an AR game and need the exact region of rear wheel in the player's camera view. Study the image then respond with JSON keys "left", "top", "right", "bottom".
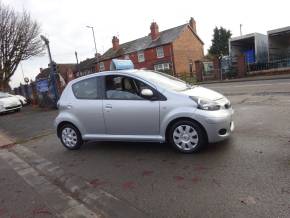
{"left": 60, "top": 124, "right": 83, "bottom": 150}
{"left": 168, "top": 120, "right": 207, "bottom": 153}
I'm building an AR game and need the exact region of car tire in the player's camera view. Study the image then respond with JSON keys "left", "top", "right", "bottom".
{"left": 60, "top": 124, "right": 83, "bottom": 150}
{"left": 168, "top": 120, "right": 207, "bottom": 153}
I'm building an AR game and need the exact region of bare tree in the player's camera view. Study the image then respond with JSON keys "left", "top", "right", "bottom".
{"left": 0, "top": 2, "right": 44, "bottom": 90}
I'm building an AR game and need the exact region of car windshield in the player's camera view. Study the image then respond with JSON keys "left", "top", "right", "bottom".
{"left": 0, "top": 92, "right": 10, "bottom": 99}
{"left": 135, "top": 70, "right": 194, "bottom": 92}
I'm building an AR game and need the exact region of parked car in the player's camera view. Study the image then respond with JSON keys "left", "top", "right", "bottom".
{"left": 13, "top": 94, "right": 27, "bottom": 106}
{"left": 0, "top": 92, "right": 22, "bottom": 114}
{"left": 54, "top": 70, "right": 234, "bottom": 153}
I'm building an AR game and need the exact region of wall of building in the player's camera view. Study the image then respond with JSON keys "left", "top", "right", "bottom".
{"left": 96, "top": 44, "right": 173, "bottom": 72}
{"left": 254, "top": 33, "right": 269, "bottom": 63}
{"left": 172, "top": 26, "right": 204, "bottom": 76}
{"left": 268, "top": 32, "right": 290, "bottom": 61}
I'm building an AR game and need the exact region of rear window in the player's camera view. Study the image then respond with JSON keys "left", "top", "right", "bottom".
{"left": 72, "top": 77, "right": 99, "bottom": 99}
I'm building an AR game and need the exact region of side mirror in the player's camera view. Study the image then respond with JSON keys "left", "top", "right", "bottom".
{"left": 141, "top": 89, "right": 153, "bottom": 97}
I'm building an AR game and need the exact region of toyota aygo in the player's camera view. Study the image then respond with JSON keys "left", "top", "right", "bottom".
{"left": 55, "top": 69, "right": 234, "bottom": 153}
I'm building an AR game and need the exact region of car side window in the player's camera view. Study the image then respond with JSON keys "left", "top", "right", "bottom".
{"left": 72, "top": 77, "right": 99, "bottom": 99}
{"left": 105, "top": 75, "right": 153, "bottom": 100}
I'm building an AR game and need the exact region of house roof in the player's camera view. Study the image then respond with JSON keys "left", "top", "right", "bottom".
{"left": 36, "top": 64, "right": 76, "bottom": 80}
{"left": 268, "top": 26, "right": 290, "bottom": 36}
{"left": 100, "top": 24, "right": 203, "bottom": 61}
{"left": 78, "top": 58, "right": 97, "bottom": 71}
{"left": 229, "top": 33, "right": 266, "bottom": 42}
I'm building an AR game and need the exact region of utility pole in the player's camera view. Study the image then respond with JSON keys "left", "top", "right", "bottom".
{"left": 40, "top": 35, "right": 59, "bottom": 105}
{"left": 75, "top": 51, "right": 81, "bottom": 76}
{"left": 86, "top": 25, "right": 99, "bottom": 71}
{"left": 20, "top": 63, "right": 25, "bottom": 83}
{"left": 86, "top": 26, "right": 97, "bottom": 55}
{"left": 240, "top": 24, "right": 243, "bottom": 36}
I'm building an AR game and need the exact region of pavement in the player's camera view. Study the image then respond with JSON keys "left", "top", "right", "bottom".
{"left": 199, "top": 73, "right": 290, "bottom": 84}
{"left": 0, "top": 78, "right": 290, "bottom": 217}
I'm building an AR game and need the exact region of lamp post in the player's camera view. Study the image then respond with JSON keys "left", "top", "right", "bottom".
{"left": 86, "top": 26, "right": 98, "bottom": 55}
{"left": 40, "top": 35, "right": 59, "bottom": 105}
{"left": 75, "top": 51, "right": 81, "bottom": 77}
{"left": 86, "top": 25, "right": 99, "bottom": 71}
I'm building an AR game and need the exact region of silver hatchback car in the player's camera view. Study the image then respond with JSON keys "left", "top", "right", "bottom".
{"left": 55, "top": 70, "right": 234, "bottom": 153}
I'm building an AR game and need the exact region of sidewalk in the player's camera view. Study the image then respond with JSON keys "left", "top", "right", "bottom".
{"left": 199, "top": 73, "right": 290, "bottom": 85}
{"left": 0, "top": 131, "right": 15, "bottom": 148}
{"left": 0, "top": 156, "right": 57, "bottom": 218}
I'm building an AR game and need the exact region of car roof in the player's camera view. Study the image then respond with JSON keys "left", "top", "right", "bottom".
{"left": 71, "top": 69, "right": 146, "bottom": 83}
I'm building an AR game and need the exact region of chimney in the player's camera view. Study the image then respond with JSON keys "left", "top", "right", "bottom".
{"left": 189, "top": 17, "right": 197, "bottom": 33}
{"left": 112, "top": 36, "right": 119, "bottom": 50}
{"left": 150, "top": 22, "right": 160, "bottom": 40}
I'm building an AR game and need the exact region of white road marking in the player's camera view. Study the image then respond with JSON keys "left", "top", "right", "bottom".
{"left": 0, "top": 149, "right": 100, "bottom": 218}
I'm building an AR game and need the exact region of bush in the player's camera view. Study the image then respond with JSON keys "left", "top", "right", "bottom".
{"left": 179, "top": 73, "right": 197, "bottom": 85}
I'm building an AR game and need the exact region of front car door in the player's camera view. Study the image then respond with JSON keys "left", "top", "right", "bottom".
{"left": 102, "top": 74, "right": 160, "bottom": 137}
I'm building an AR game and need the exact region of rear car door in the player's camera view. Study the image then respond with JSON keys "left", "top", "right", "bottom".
{"left": 71, "top": 76, "right": 105, "bottom": 135}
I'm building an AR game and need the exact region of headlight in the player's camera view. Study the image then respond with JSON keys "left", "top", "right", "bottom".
{"left": 190, "top": 96, "right": 221, "bottom": 111}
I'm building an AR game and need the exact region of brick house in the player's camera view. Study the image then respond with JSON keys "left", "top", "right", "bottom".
{"left": 76, "top": 55, "right": 101, "bottom": 78}
{"left": 97, "top": 18, "right": 204, "bottom": 76}
{"left": 36, "top": 63, "right": 77, "bottom": 87}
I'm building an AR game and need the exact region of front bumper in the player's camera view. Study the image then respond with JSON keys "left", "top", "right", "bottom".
{"left": 197, "top": 108, "right": 234, "bottom": 143}
{"left": 0, "top": 104, "right": 22, "bottom": 113}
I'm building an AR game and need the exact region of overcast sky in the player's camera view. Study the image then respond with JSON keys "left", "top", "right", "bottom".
{"left": 3, "top": 0, "right": 290, "bottom": 88}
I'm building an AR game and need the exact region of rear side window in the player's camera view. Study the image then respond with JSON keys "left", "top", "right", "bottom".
{"left": 72, "top": 77, "right": 99, "bottom": 99}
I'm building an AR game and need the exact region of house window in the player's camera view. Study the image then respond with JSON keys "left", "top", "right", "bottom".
{"left": 137, "top": 51, "right": 145, "bottom": 62}
{"left": 203, "top": 61, "right": 214, "bottom": 75}
{"left": 99, "top": 62, "right": 105, "bottom": 71}
{"left": 156, "top": 47, "right": 164, "bottom": 58}
{"left": 154, "top": 63, "right": 170, "bottom": 71}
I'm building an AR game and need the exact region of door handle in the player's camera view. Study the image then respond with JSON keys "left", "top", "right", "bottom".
{"left": 105, "top": 104, "right": 112, "bottom": 109}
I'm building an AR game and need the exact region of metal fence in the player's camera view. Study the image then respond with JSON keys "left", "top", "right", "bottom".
{"left": 248, "top": 57, "right": 290, "bottom": 72}
{"left": 221, "top": 56, "right": 238, "bottom": 79}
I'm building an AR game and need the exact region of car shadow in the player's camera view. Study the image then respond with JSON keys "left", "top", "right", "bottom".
{"left": 0, "top": 110, "right": 20, "bottom": 116}
{"left": 78, "top": 137, "right": 233, "bottom": 155}
{"left": 82, "top": 140, "right": 172, "bottom": 154}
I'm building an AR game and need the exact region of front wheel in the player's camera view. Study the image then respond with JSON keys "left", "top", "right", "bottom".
{"left": 168, "top": 120, "right": 207, "bottom": 153}
{"left": 60, "top": 124, "right": 83, "bottom": 150}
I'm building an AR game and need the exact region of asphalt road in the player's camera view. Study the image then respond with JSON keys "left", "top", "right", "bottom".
{"left": 0, "top": 78, "right": 290, "bottom": 217}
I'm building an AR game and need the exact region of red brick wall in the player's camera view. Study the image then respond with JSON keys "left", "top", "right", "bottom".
{"left": 96, "top": 44, "right": 174, "bottom": 72}
{"left": 172, "top": 26, "right": 204, "bottom": 76}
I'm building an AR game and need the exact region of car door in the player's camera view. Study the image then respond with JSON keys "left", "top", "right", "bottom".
{"left": 71, "top": 76, "right": 106, "bottom": 135}
{"left": 102, "top": 74, "right": 160, "bottom": 136}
